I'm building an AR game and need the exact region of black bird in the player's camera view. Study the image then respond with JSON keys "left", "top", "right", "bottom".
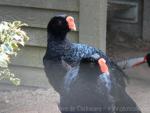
{"left": 146, "top": 53, "right": 150, "bottom": 66}
{"left": 116, "top": 53, "right": 150, "bottom": 69}
{"left": 43, "top": 15, "right": 141, "bottom": 113}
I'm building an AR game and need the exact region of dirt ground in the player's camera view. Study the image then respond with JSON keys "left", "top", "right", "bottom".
{"left": 0, "top": 88, "right": 60, "bottom": 113}
{"left": 0, "top": 31, "right": 150, "bottom": 113}
{"left": 126, "top": 64, "right": 150, "bottom": 113}
{"left": 0, "top": 64, "right": 150, "bottom": 113}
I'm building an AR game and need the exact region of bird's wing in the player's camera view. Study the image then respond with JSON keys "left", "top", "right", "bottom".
{"left": 70, "top": 43, "right": 128, "bottom": 88}
{"left": 71, "top": 43, "right": 112, "bottom": 66}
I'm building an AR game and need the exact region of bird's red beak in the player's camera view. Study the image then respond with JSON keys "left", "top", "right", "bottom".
{"left": 66, "top": 16, "right": 76, "bottom": 31}
{"left": 132, "top": 56, "right": 147, "bottom": 67}
{"left": 98, "top": 58, "right": 109, "bottom": 74}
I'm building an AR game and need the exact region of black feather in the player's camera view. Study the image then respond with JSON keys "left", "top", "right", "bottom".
{"left": 43, "top": 15, "right": 141, "bottom": 113}
{"left": 146, "top": 53, "right": 150, "bottom": 67}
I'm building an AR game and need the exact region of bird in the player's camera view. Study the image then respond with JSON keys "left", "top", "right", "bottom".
{"left": 146, "top": 53, "right": 150, "bottom": 66}
{"left": 43, "top": 14, "right": 112, "bottom": 93}
{"left": 116, "top": 53, "right": 150, "bottom": 69}
{"left": 43, "top": 14, "right": 142, "bottom": 113}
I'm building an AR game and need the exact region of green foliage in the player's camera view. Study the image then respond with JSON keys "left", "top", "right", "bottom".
{"left": 0, "top": 21, "right": 29, "bottom": 85}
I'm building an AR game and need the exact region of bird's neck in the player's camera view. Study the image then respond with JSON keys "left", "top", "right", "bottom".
{"left": 48, "top": 32, "right": 67, "bottom": 41}
{"left": 44, "top": 33, "right": 71, "bottom": 60}
{"left": 47, "top": 33, "right": 70, "bottom": 44}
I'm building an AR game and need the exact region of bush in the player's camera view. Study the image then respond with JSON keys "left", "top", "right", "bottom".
{"left": 0, "top": 21, "right": 29, "bottom": 85}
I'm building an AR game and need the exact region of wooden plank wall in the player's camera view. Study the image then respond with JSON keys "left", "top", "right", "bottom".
{"left": 0, "top": 0, "right": 107, "bottom": 68}
{"left": 0, "top": 0, "right": 79, "bottom": 68}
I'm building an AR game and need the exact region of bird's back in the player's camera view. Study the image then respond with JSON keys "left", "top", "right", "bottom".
{"left": 60, "top": 62, "right": 115, "bottom": 113}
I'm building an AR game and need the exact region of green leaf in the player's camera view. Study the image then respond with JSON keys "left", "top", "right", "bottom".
{"left": 10, "top": 77, "right": 21, "bottom": 86}
{"left": 0, "top": 20, "right": 30, "bottom": 85}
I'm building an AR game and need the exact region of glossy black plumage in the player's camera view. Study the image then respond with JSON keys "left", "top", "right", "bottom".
{"left": 146, "top": 53, "right": 150, "bottom": 67}
{"left": 43, "top": 15, "right": 141, "bottom": 113}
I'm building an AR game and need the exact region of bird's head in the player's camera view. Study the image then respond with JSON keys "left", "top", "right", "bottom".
{"left": 47, "top": 15, "right": 76, "bottom": 38}
{"left": 131, "top": 53, "right": 150, "bottom": 68}
{"left": 145, "top": 53, "right": 150, "bottom": 67}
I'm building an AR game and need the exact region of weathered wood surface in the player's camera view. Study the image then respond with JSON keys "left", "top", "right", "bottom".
{"left": 11, "top": 46, "right": 45, "bottom": 68}
{"left": 0, "top": 0, "right": 79, "bottom": 11}
{"left": 0, "top": 5, "right": 79, "bottom": 29}
{"left": 143, "top": 0, "right": 150, "bottom": 40}
{"left": 24, "top": 27, "right": 78, "bottom": 47}
{"left": 79, "top": 0, "right": 107, "bottom": 52}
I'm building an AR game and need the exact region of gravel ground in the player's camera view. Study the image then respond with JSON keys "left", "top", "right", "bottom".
{"left": 126, "top": 64, "right": 150, "bottom": 113}
{"left": 0, "top": 88, "right": 60, "bottom": 113}
{"left": 0, "top": 64, "right": 150, "bottom": 113}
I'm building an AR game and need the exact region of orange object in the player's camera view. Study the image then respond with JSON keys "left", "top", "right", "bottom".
{"left": 66, "top": 16, "right": 76, "bottom": 31}
{"left": 98, "top": 58, "right": 109, "bottom": 73}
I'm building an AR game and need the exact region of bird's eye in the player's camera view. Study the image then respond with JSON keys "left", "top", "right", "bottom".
{"left": 57, "top": 20, "right": 62, "bottom": 25}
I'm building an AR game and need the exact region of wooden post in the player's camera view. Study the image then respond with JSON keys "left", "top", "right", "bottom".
{"left": 143, "top": 0, "right": 150, "bottom": 40}
{"left": 79, "top": 0, "right": 107, "bottom": 52}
